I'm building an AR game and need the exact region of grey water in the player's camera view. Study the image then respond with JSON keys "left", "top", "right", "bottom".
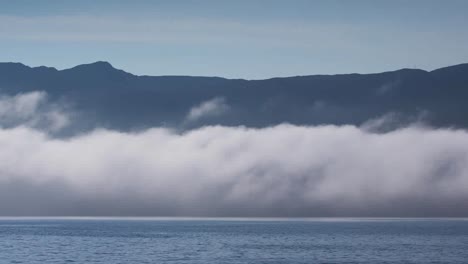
{"left": 0, "top": 218, "right": 467, "bottom": 264}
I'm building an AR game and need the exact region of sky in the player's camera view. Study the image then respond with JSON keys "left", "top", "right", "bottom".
{"left": 1, "top": 0, "right": 468, "bottom": 79}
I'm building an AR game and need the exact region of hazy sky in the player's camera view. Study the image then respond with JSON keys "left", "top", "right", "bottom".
{"left": 1, "top": 0, "right": 468, "bottom": 78}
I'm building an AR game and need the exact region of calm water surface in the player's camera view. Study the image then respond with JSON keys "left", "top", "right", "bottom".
{"left": 0, "top": 218, "right": 467, "bottom": 263}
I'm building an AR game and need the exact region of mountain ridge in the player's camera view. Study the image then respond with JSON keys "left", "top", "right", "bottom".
{"left": 0, "top": 61, "right": 467, "bottom": 132}
{"left": 3, "top": 60, "right": 468, "bottom": 80}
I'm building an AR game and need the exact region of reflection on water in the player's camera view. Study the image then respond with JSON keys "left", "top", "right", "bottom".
{"left": 0, "top": 218, "right": 467, "bottom": 263}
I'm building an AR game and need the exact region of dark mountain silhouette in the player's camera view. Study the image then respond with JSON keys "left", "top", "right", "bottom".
{"left": 0, "top": 61, "right": 467, "bottom": 131}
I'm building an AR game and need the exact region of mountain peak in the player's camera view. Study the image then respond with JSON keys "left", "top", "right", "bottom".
{"left": 90, "top": 61, "right": 113, "bottom": 68}
{"left": 65, "top": 61, "right": 116, "bottom": 72}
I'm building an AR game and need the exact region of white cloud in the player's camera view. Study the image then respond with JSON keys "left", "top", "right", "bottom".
{"left": 1, "top": 14, "right": 448, "bottom": 52}
{"left": 0, "top": 119, "right": 467, "bottom": 216}
{"left": 0, "top": 91, "right": 70, "bottom": 132}
{"left": 0, "top": 91, "right": 467, "bottom": 216}
{"left": 0, "top": 15, "right": 351, "bottom": 47}
{"left": 185, "top": 97, "right": 229, "bottom": 123}
{"left": 0, "top": 91, "right": 44, "bottom": 120}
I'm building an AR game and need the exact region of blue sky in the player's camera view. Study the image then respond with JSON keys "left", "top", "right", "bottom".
{"left": 1, "top": 0, "right": 468, "bottom": 79}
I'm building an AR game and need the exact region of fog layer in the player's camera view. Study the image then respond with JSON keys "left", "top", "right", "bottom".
{"left": 0, "top": 92, "right": 467, "bottom": 216}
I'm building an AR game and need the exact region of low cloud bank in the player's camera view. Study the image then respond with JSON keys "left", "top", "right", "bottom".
{"left": 0, "top": 91, "right": 467, "bottom": 216}
{"left": 0, "top": 122, "right": 467, "bottom": 216}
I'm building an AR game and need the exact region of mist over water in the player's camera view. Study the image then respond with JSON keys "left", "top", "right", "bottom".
{"left": 0, "top": 91, "right": 467, "bottom": 216}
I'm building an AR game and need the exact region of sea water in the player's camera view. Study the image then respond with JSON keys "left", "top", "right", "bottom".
{"left": 0, "top": 218, "right": 467, "bottom": 263}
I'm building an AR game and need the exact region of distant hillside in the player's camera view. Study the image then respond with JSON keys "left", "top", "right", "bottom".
{"left": 1, "top": 61, "right": 467, "bottom": 131}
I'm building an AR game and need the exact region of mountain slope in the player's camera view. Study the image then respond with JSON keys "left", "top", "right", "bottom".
{"left": 0, "top": 61, "right": 467, "bottom": 131}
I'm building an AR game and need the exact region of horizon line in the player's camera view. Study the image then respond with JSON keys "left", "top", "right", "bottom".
{"left": 2, "top": 60, "right": 468, "bottom": 81}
